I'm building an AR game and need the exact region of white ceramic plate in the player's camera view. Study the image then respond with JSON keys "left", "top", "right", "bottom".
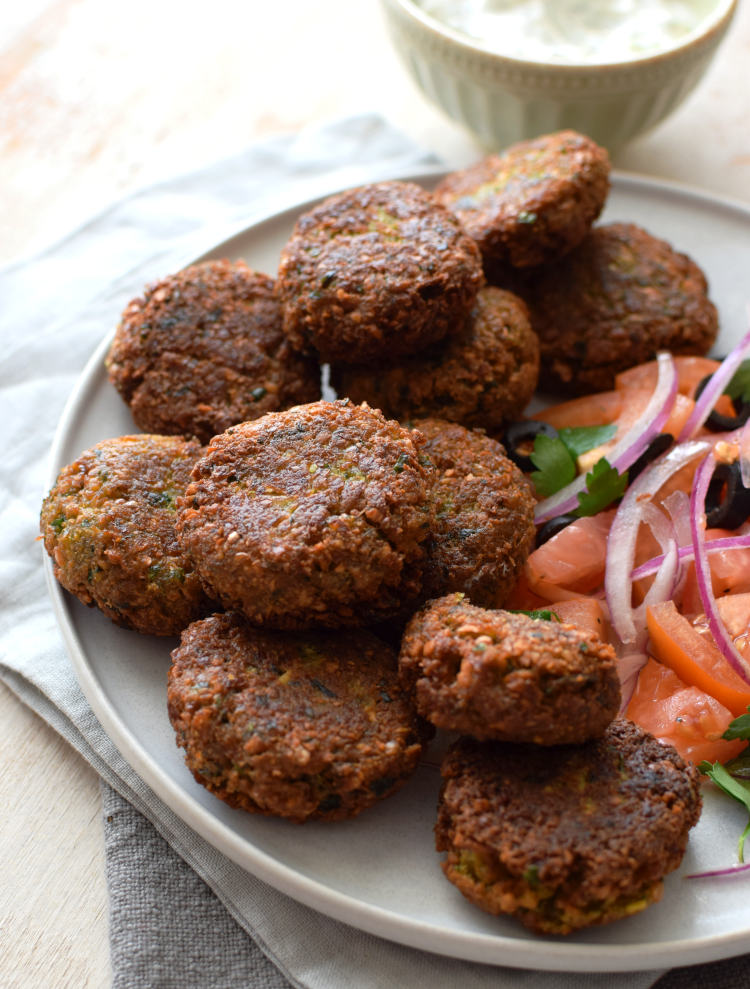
{"left": 45, "top": 171, "right": 750, "bottom": 973}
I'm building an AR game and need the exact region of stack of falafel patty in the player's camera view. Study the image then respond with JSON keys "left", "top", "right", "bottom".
{"left": 41, "top": 129, "right": 710, "bottom": 935}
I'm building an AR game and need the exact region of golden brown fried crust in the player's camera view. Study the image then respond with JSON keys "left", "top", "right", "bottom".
{"left": 277, "top": 180, "right": 484, "bottom": 363}
{"left": 433, "top": 131, "right": 610, "bottom": 270}
{"left": 176, "top": 400, "right": 434, "bottom": 629}
{"left": 168, "top": 612, "right": 430, "bottom": 821}
{"left": 40, "top": 434, "right": 212, "bottom": 635}
{"left": 435, "top": 723, "right": 702, "bottom": 934}
{"left": 413, "top": 419, "right": 536, "bottom": 608}
{"left": 399, "top": 594, "right": 621, "bottom": 743}
{"left": 515, "top": 222, "right": 719, "bottom": 395}
{"left": 106, "top": 260, "right": 320, "bottom": 443}
{"left": 331, "top": 286, "right": 539, "bottom": 432}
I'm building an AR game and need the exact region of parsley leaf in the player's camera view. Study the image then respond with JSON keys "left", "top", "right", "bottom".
{"left": 725, "top": 360, "right": 750, "bottom": 405}
{"left": 723, "top": 712, "right": 750, "bottom": 741}
{"left": 509, "top": 608, "right": 560, "bottom": 622}
{"left": 574, "top": 457, "right": 628, "bottom": 517}
{"left": 558, "top": 423, "right": 616, "bottom": 457}
{"left": 528, "top": 423, "right": 617, "bottom": 499}
{"left": 719, "top": 709, "right": 750, "bottom": 779}
{"left": 529, "top": 434, "right": 576, "bottom": 497}
{"left": 724, "top": 749, "right": 750, "bottom": 780}
{"left": 699, "top": 759, "right": 750, "bottom": 862}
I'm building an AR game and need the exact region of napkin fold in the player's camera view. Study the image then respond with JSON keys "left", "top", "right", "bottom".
{"left": 101, "top": 784, "right": 291, "bottom": 988}
{"left": 0, "top": 113, "right": 742, "bottom": 988}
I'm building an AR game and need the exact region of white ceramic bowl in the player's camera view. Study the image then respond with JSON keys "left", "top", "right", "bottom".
{"left": 380, "top": 0, "right": 738, "bottom": 152}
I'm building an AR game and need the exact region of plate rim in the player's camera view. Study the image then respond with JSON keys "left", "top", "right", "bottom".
{"left": 44, "top": 167, "right": 750, "bottom": 973}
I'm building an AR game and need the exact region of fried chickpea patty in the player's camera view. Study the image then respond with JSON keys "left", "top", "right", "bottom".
{"left": 517, "top": 222, "right": 719, "bottom": 394}
{"left": 176, "top": 400, "right": 433, "bottom": 629}
{"left": 168, "top": 613, "right": 428, "bottom": 821}
{"left": 331, "top": 286, "right": 539, "bottom": 432}
{"left": 433, "top": 131, "right": 610, "bottom": 270}
{"left": 399, "top": 594, "right": 620, "bottom": 743}
{"left": 277, "top": 180, "right": 484, "bottom": 363}
{"left": 106, "top": 260, "right": 320, "bottom": 443}
{"left": 413, "top": 419, "right": 536, "bottom": 608}
{"left": 436, "top": 722, "right": 702, "bottom": 934}
{"left": 40, "top": 434, "right": 210, "bottom": 635}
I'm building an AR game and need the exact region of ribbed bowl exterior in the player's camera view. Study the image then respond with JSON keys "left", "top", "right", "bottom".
{"left": 382, "top": 0, "right": 737, "bottom": 151}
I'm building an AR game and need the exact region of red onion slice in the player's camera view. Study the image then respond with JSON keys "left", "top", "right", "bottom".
{"left": 637, "top": 514, "right": 679, "bottom": 611}
{"left": 617, "top": 650, "right": 649, "bottom": 713}
{"left": 678, "top": 322, "right": 750, "bottom": 441}
{"left": 628, "top": 504, "right": 679, "bottom": 652}
{"left": 631, "top": 531, "right": 750, "bottom": 580}
{"left": 634, "top": 502, "right": 681, "bottom": 630}
{"left": 687, "top": 862, "right": 750, "bottom": 880}
{"left": 740, "top": 417, "right": 750, "bottom": 489}
{"left": 689, "top": 450, "right": 750, "bottom": 684}
{"left": 662, "top": 489, "right": 692, "bottom": 602}
{"left": 663, "top": 489, "right": 692, "bottom": 549}
{"left": 534, "top": 352, "right": 678, "bottom": 524}
{"left": 605, "top": 439, "right": 710, "bottom": 646}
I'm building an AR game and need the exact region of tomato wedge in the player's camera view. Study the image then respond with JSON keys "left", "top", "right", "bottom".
{"left": 615, "top": 356, "right": 722, "bottom": 397}
{"left": 681, "top": 530, "right": 750, "bottom": 613}
{"left": 522, "top": 510, "right": 615, "bottom": 602}
{"left": 550, "top": 597, "right": 611, "bottom": 643}
{"left": 627, "top": 657, "right": 745, "bottom": 765}
{"left": 715, "top": 592, "right": 750, "bottom": 648}
{"left": 503, "top": 572, "right": 551, "bottom": 612}
{"left": 615, "top": 355, "right": 734, "bottom": 414}
{"left": 646, "top": 600, "right": 750, "bottom": 717}
{"left": 532, "top": 390, "right": 622, "bottom": 430}
{"left": 533, "top": 373, "right": 693, "bottom": 473}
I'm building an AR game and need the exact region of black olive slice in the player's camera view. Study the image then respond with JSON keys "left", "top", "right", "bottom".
{"left": 502, "top": 420, "right": 559, "bottom": 472}
{"left": 694, "top": 374, "right": 750, "bottom": 432}
{"left": 535, "top": 513, "right": 578, "bottom": 548}
{"left": 627, "top": 433, "right": 674, "bottom": 483}
{"left": 705, "top": 460, "right": 750, "bottom": 530}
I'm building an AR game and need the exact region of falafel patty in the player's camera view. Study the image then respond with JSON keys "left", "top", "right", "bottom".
{"left": 168, "top": 612, "right": 429, "bottom": 821}
{"left": 433, "top": 131, "right": 610, "bottom": 271}
{"left": 106, "top": 260, "right": 321, "bottom": 443}
{"left": 176, "top": 400, "right": 433, "bottom": 629}
{"left": 331, "top": 286, "right": 539, "bottom": 433}
{"left": 413, "top": 419, "right": 537, "bottom": 608}
{"left": 515, "top": 222, "right": 719, "bottom": 395}
{"left": 435, "top": 722, "right": 702, "bottom": 934}
{"left": 40, "top": 434, "right": 211, "bottom": 636}
{"left": 399, "top": 594, "right": 620, "bottom": 743}
{"left": 276, "top": 180, "right": 484, "bottom": 364}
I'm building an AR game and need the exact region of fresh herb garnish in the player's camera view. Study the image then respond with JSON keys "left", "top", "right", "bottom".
{"left": 529, "top": 423, "right": 617, "bottom": 501}
{"left": 725, "top": 359, "right": 750, "bottom": 405}
{"left": 529, "top": 433, "right": 576, "bottom": 496}
{"left": 699, "top": 707, "right": 750, "bottom": 861}
{"left": 509, "top": 608, "right": 560, "bottom": 622}
{"left": 574, "top": 457, "right": 628, "bottom": 517}
{"left": 724, "top": 748, "right": 750, "bottom": 780}
{"left": 558, "top": 424, "right": 616, "bottom": 457}
{"left": 698, "top": 759, "right": 750, "bottom": 862}
{"left": 722, "top": 712, "right": 750, "bottom": 741}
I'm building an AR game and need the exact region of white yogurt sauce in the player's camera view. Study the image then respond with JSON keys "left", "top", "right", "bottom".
{"left": 416, "top": 0, "right": 719, "bottom": 63}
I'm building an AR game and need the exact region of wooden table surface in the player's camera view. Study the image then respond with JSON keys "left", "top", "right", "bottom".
{"left": 2, "top": 2, "right": 750, "bottom": 985}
